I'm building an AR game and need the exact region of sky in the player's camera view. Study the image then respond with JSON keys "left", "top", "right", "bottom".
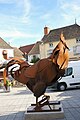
{"left": 0, "top": 0, "right": 80, "bottom": 48}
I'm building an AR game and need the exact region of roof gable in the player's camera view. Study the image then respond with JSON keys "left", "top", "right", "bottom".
{"left": 42, "top": 24, "right": 80, "bottom": 43}
{"left": 0, "top": 37, "right": 13, "bottom": 49}
{"left": 28, "top": 41, "right": 40, "bottom": 55}
{"left": 19, "top": 44, "right": 35, "bottom": 54}
{"left": 13, "top": 47, "right": 24, "bottom": 58}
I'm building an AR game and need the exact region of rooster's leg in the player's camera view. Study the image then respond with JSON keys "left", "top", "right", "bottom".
{"left": 42, "top": 94, "right": 50, "bottom": 100}
{"left": 42, "top": 94, "right": 52, "bottom": 110}
{"left": 36, "top": 97, "right": 39, "bottom": 107}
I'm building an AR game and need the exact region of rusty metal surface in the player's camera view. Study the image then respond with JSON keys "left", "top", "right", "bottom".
{"left": 1, "top": 33, "right": 69, "bottom": 109}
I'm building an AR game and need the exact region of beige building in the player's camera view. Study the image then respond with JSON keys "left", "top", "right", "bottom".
{"left": 40, "top": 23, "right": 80, "bottom": 61}
{"left": 28, "top": 41, "right": 40, "bottom": 62}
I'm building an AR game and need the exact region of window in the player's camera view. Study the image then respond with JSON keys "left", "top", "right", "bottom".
{"left": 64, "top": 67, "right": 73, "bottom": 77}
{"left": 76, "top": 38, "right": 80, "bottom": 43}
{"left": 73, "top": 45, "right": 80, "bottom": 55}
{"left": 49, "top": 43, "right": 53, "bottom": 47}
{"left": 47, "top": 49, "right": 53, "bottom": 56}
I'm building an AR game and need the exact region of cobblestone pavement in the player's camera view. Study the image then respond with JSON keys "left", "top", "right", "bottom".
{"left": 0, "top": 86, "right": 80, "bottom": 120}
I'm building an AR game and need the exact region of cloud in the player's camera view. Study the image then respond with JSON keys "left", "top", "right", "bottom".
{"left": 57, "top": 0, "right": 80, "bottom": 22}
{"left": 23, "top": 0, "right": 31, "bottom": 16}
{"left": 0, "top": 29, "right": 40, "bottom": 38}
{"left": 0, "top": 0, "right": 16, "bottom": 4}
{"left": 16, "top": 0, "right": 31, "bottom": 16}
{"left": 62, "top": 13, "right": 74, "bottom": 22}
{"left": 60, "top": 0, "right": 80, "bottom": 12}
{"left": 0, "top": 28, "right": 42, "bottom": 47}
{"left": 0, "top": 0, "right": 32, "bottom": 24}
{"left": 20, "top": 0, "right": 32, "bottom": 24}
{"left": 0, "top": 0, "right": 42, "bottom": 47}
{"left": 41, "top": 13, "right": 51, "bottom": 20}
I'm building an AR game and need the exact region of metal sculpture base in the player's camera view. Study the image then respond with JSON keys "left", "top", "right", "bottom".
{"left": 25, "top": 101, "right": 64, "bottom": 120}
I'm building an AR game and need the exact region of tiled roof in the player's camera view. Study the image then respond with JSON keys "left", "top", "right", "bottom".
{"left": 42, "top": 24, "right": 80, "bottom": 43}
{"left": 0, "top": 37, "right": 13, "bottom": 49}
{"left": 28, "top": 41, "right": 40, "bottom": 55}
{"left": 19, "top": 44, "right": 35, "bottom": 54}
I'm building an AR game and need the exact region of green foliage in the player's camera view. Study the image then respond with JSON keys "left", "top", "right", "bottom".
{"left": 0, "top": 82, "right": 3, "bottom": 87}
{"left": 31, "top": 56, "right": 40, "bottom": 63}
{"left": 6, "top": 80, "right": 12, "bottom": 86}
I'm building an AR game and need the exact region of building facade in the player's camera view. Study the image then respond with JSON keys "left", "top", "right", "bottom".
{"left": 40, "top": 23, "right": 80, "bottom": 61}
{"left": 0, "top": 37, "right": 14, "bottom": 64}
{"left": 28, "top": 41, "right": 40, "bottom": 62}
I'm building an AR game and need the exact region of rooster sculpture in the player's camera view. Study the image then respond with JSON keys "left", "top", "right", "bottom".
{"left": 2, "top": 33, "right": 69, "bottom": 109}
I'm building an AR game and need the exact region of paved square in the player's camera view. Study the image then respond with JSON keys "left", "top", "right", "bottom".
{"left": 0, "top": 86, "right": 80, "bottom": 120}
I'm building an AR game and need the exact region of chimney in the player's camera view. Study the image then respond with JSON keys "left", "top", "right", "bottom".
{"left": 2, "top": 50, "right": 8, "bottom": 59}
{"left": 44, "top": 26, "right": 49, "bottom": 35}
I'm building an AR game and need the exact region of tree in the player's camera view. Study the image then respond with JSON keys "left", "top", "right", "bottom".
{"left": 31, "top": 56, "right": 40, "bottom": 63}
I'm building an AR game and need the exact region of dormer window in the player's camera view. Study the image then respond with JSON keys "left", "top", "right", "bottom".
{"left": 76, "top": 38, "right": 80, "bottom": 43}
{"left": 49, "top": 43, "right": 53, "bottom": 47}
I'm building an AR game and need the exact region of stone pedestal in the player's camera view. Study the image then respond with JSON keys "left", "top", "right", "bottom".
{"left": 25, "top": 101, "right": 64, "bottom": 120}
